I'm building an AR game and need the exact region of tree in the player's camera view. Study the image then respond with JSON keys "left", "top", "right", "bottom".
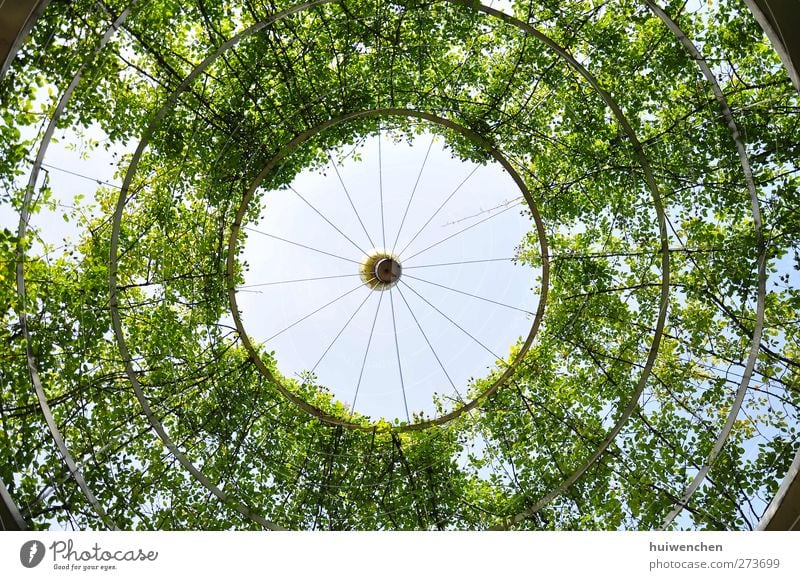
{"left": 0, "top": 0, "right": 798, "bottom": 530}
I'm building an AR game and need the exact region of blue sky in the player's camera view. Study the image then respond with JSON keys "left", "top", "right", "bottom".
{"left": 233, "top": 128, "right": 540, "bottom": 424}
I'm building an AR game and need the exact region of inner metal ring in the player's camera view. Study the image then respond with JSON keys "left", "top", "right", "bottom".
{"left": 226, "top": 107, "right": 550, "bottom": 432}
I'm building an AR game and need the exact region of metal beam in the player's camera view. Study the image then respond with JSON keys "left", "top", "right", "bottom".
{"left": 758, "top": 445, "right": 800, "bottom": 530}
{"left": 0, "top": 0, "right": 51, "bottom": 80}
{"left": 0, "top": 478, "right": 28, "bottom": 531}
{"left": 744, "top": 1, "right": 800, "bottom": 531}
{"left": 744, "top": 0, "right": 800, "bottom": 91}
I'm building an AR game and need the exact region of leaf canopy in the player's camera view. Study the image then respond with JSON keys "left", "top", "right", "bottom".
{"left": 0, "top": 0, "right": 798, "bottom": 530}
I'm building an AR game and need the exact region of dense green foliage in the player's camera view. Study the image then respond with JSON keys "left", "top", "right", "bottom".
{"left": 1, "top": 0, "right": 798, "bottom": 529}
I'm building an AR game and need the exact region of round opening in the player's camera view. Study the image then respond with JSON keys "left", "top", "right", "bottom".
{"left": 227, "top": 108, "right": 549, "bottom": 431}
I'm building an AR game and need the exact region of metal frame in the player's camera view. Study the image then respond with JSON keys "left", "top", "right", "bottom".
{"left": 743, "top": 0, "right": 800, "bottom": 92}
{"left": 0, "top": 0, "right": 793, "bottom": 530}
{"left": 225, "top": 107, "right": 550, "bottom": 433}
{"left": 0, "top": 0, "right": 51, "bottom": 80}
{"left": 0, "top": 478, "right": 27, "bottom": 531}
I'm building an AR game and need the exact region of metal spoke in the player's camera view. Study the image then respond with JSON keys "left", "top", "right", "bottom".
{"left": 443, "top": 196, "right": 523, "bottom": 226}
{"left": 395, "top": 284, "right": 465, "bottom": 403}
{"left": 403, "top": 273, "right": 534, "bottom": 315}
{"left": 309, "top": 289, "right": 374, "bottom": 375}
{"left": 350, "top": 291, "right": 384, "bottom": 419}
{"left": 391, "top": 136, "right": 435, "bottom": 254}
{"left": 403, "top": 200, "right": 523, "bottom": 262}
{"left": 396, "top": 163, "right": 481, "bottom": 258}
{"left": 40, "top": 162, "right": 122, "bottom": 189}
{"left": 389, "top": 288, "right": 410, "bottom": 423}
{"left": 243, "top": 226, "right": 360, "bottom": 265}
{"left": 403, "top": 257, "right": 518, "bottom": 269}
{"left": 328, "top": 150, "right": 377, "bottom": 249}
{"left": 238, "top": 273, "right": 363, "bottom": 289}
{"left": 288, "top": 185, "right": 369, "bottom": 255}
{"left": 399, "top": 280, "right": 503, "bottom": 361}
{"left": 378, "top": 130, "right": 386, "bottom": 249}
{"left": 265, "top": 283, "right": 365, "bottom": 343}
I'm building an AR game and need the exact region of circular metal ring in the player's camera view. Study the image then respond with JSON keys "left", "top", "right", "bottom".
{"left": 105, "top": 0, "right": 672, "bottom": 529}
{"left": 226, "top": 107, "right": 550, "bottom": 433}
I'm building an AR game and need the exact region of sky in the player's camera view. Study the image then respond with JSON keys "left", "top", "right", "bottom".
{"left": 233, "top": 128, "right": 540, "bottom": 424}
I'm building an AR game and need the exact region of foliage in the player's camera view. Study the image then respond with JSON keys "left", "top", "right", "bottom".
{"left": 0, "top": 0, "right": 798, "bottom": 530}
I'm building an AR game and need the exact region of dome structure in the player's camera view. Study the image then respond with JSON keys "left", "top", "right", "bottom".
{"left": 0, "top": 0, "right": 799, "bottom": 531}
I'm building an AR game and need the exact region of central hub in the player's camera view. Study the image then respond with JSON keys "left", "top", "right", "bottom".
{"left": 360, "top": 249, "right": 402, "bottom": 291}
{"left": 375, "top": 257, "right": 401, "bottom": 284}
